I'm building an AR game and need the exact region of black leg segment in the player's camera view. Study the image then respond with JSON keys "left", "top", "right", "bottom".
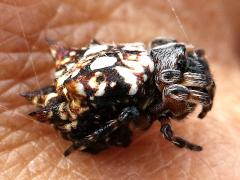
{"left": 160, "top": 122, "right": 202, "bottom": 151}
{"left": 64, "top": 106, "right": 140, "bottom": 156}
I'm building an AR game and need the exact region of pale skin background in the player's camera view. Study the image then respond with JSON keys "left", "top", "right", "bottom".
{"left": 0, "top": 0, "right": 240, "bottom": 179}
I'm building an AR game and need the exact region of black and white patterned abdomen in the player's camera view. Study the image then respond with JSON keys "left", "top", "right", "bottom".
{"left": 55, "top": 43, "right": 155, "bottom": 101}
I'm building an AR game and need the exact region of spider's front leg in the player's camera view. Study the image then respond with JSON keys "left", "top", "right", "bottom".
{"left": 149, "top": 69, "right": 182, "bottom": 115}
{"left": 158, "top": 84, "right": 204, "bottom": 151}
{"left": 162, "top": 84, "right": 212, "bottom": 118}
{"left": 64, "top": 106, "right": 140, "bottom": 156}
{"left": 160, "top": 119, "right": 202, "bottom": 151}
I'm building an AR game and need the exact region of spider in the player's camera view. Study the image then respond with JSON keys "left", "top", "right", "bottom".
{"left": 21, "top": 37, "right": 215, "bottom": 156}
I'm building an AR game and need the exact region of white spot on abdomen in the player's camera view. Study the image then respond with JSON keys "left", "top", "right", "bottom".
{"left": 59, "top": 102, "right": 68, "bottom": 120}
{"left": 55, "top": 69, "right": 65, "bottom": 78}
{"left": 95, "top": 82, "right": 107, "bottom": 96}
{"left": 65, "top": 63, "right": 75, "bottom": 71}
{"left": 143, "top": 74, "right": 148, "bottom": 81}
{"left": 44, "top": 93, "right": 58, "bottom": 105}
{"left": 110, "top": 82, "right": 116, "bottom": 87}
{"left": 115, "top": 66, "right": 138, "bottom": 95}
{"left": 122, "top": 43, "right": 145, "bottom": 51}
{"left": 84, "top": 45, "right": 108, "bottom": 57}
{"left": 88, "top": 76, "right": 98, "bottom": 89}
{"left": 62, "top": 88, "right": 68, "bottom": 96}
{"left": 138, "top": 55, "right": 155, "bottom": 72}
{"left": 75, "top": 82, "right": 86, "bottom": 96}
{"left": 57, "top": 73, "right": 71, "bottom": 86}
{"left": 90, "top": 57, "right": 117, "bottom": 70}
{"left": 88, "top": 75, "right": 107, "bottom": 97}
{"left": 122, "top": 60, "right": 145, "bottom": 73}
{"left": 69, "top": 51, "right": 76, "bottom": 56}
{"left": 71, "top": 69, "right": 80, "bottom": 78}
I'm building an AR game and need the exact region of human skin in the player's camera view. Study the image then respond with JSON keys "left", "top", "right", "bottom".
{"left": 0, "top": 0, "right": 240, "bottom": 179}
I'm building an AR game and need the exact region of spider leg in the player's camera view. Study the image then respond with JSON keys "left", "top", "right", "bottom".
{"left": 159, "top": 118, "right": 202, "bottom": 151}
{"left": 161, "top": 84, "right": 213, "bottom": 119}
{"left": 189, "top": 89, "right": 212, "bottom": 118}
{"left": 109, "top": 125, "right": 133, "bottom": 147}
{"left": 182, "top": 72, "right": 210, "bottom": 88}
{"left": 82, "top": 140, "right": 109, "bottom": 154}
{"left": 20, "top": 85, "right": 56, "bottom": 106}
{"left": 64, "top": 106, "right": 140, "bottom": 156}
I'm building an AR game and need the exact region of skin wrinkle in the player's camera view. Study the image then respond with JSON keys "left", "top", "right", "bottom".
{"left": 0, "top": 134, "right": 54, "bottom": 167}
{"left": 90, "top": 157, "right": 104, "bottom": 180}
{"left": 0, "top": 35, "right": 20, "bottom": 50}
{"left": 2, "top": 148, "right": 29, "bottom": 175}
{"left": 24, "top": 140, "right": 67, "bottom": 175}
{"left": 42, "top": 1, "right": 124, "bottom": 46}
{"left": 13, "top": 0, "right": 42, "bottom": 91}
{"left": 179, "top": 170, "right": 195, "bottom": 180}
{"left": 49, "top": 158, "right": 73, "bottom": 179}
{"left": 23, "top": 143, "right": 61, "bottom": 178}
{"left": 0, "top": 80, "right": 15, "bottom": 95}
{"left": 48, "top": 159, "right": 71, "bottom": 179}
{"left": 1, "top": 0, "right": 240, "bottom": 179}
{"left": 97, "top": 129, "right": 158, "bottom": 165}
{"left": 145, "top": 129, "right": 217, "bottom": 179}
{"left": 146, "top": 151, "right": 188, "bottom": 176}
{"left": 1, "top": 164, "right": 20, "bottom": 179}
{"left": 15, "top": 149, "right": 48, "bottom": 179}
{"left": 122, "top": 172, "right": 142, "bottom": 180}
{"left": 0, "top": 126, "right": 33, "bottom": 149}
{"left": 1, "top": 121, "right": 55, "bottom": 152}
{"left": 196, "top": 157, "right": 220, "bottom": 180}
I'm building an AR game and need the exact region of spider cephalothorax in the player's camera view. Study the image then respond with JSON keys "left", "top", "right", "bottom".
{"left": 150, "top": 38, "right": 215, "bottom": 119}
{"left": 22, "top": 38, "right": 215, "bottom": 156}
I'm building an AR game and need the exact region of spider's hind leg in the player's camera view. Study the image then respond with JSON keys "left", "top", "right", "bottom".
{"left": 109, "top": 125, "right": 133, "bottom": 147}
{"left": 64, "top": 106, "right": 140, "bottom": 156}
{"left": 82, "top": 140, "right": 109, "bottom": 154}
{"left": 74, "top": 126, "right": 133, "bottom": 154}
